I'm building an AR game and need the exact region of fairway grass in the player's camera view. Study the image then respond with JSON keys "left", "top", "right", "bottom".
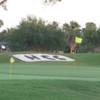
{"left": 0, "top": 80, "right": 100, "bottom": 100}
{"left": 0, "top": 53, "right": 100, "bottom": 100}
{"left": 0, "top": 63, "right": 100, "bottom": 80}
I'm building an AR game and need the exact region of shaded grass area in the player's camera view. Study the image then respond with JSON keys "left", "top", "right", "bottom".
{"left": 0, "top": 80, "right": 100, "bottom": 100}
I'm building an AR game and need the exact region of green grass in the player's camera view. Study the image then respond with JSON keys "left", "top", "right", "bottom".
{"left": 0, "top": 53, "right": 100, "bottom": 100}
{"left": 0, "top": 80, "right": 100, "bottom": 100}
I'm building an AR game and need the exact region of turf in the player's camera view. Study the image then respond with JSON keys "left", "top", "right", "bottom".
{"left": 0, "top": 80, "right": 100, "bottom": 100}
{"left": 0, "top": 53, "right": 100, "bottom": 100}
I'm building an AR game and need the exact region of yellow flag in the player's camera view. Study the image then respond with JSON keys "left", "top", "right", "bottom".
{"left": 10, "top": 57, "right": 15, "bottom": 64}
{"left": 75, "top": 36, "right": 83, "bottom": 44}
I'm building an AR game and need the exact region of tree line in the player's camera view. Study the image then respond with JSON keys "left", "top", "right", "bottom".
{"left": 0, "top": 16, "right": 100, "bottom": 53}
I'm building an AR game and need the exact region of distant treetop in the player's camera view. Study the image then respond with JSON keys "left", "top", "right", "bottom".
{"left": 44, "top": 0, "right": 62, "bottom": 4}
{"left": 0, "top": 0, "right": 7, "bottom": 10}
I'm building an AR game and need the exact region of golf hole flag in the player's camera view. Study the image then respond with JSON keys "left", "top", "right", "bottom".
{"left": 10, "top": 57, "right": 15, "bottom": 64}
{"left": 75, "top": 36, "right": 83, "bottom": 44}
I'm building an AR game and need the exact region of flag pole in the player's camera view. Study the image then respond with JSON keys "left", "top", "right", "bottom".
{"left": 9, "top": 57, "right": 15, "bottom": 79}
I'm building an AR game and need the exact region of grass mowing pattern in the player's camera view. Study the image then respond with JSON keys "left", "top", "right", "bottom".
{"left": 1, "top": 63, "right": 100, "bottom": 80}
{"left": 0, "top": 53, "right": 100, "bottom": 100}
{"left": 0, "top": 80, "right": 100, "bottom": 100}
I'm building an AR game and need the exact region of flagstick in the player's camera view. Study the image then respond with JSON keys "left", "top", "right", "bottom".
{"left": 9, "top": 63, "right": 13, "bottom": 79}
{"left": 9, "top": 57, "right": 15, "bottom": 79}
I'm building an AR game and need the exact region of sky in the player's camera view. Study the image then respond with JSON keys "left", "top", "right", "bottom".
{"left": 0, "top": 0, "right": 100, "bottom": 31}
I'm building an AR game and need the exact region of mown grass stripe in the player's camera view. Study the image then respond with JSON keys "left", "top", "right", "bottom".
{"left": 0, "top": 74, "right": 100, "bottom": 81}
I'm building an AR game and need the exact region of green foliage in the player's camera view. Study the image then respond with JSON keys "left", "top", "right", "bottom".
{"left": 81, "top": 22, "right": 99, "bottom": 52}
{"left": 0, "top": 15, "right": 100, "bottom": 52}
{"left": 7, "top": 17, "right": 65, "bottom": 52}
{"left": 95, "top": 28, "right": 100, "bottom": 45}
{"left": 62, "top": 21, "right": 81, "bottom": 53}
{"left": 63, "top": 21, "right": 81, "bottom": 37}
{"left": 0, "top": 20, "right": 3, "bottom": 27}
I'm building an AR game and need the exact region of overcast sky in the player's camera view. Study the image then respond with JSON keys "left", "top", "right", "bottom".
{"left": 0, "top": 0, "right": 100, "bottom": 30}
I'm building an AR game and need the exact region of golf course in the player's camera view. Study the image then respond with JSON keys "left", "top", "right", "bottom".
{"left": 0, "top": 53, "right": 100, "bottom": 100}
{"left": 0, "top": 0, "right": 100, "bottom": 100}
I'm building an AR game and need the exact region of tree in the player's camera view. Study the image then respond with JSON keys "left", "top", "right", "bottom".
{"left": 85, "top": 22, "right": 97, "bottom": 42}
{"left": 8, "top": 17, "right": 65, "bottom": 52}
{"left": 96, "top": 28, "right": 100, "bottom": 46}
{"left": 0, "top": 0, "right": 7, "bottom": 10}
{"left": 0, "top": 0, "right": 7, "bottom": 5}
{"left": 0, "top": 20, "right": 3, "bottom": 27}
{"left": 0, "top": 0, "right": 7, "bottom": 30}
{"left": 62, "top": 21, "right": 81, "bottom": 53}
{"left": 44, "top": 0, "right": 61, "bottom": 4}
{"left": 82, "top": 22, "right": 97, "bottom": 52}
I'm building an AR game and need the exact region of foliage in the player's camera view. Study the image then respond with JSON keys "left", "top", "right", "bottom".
{"left": 0, "top": 14, "right": 100, "bottom": 52}
{"left": 44, "top": 0, "right": 62, "bottom": 4}
{"left": 7, "top": 17, "right": 65, "bottom": 52}
{"left": 62, "top": 21, "right": 81, "bottom": 53}
{"left": 81, "top": 22, "right": 98, "bottom": 52}
{"left": 0, "top": 0, "right": 7, "bottom": 10}
{"left": 0, "top": 0, "right": 7, "bottom": 30}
